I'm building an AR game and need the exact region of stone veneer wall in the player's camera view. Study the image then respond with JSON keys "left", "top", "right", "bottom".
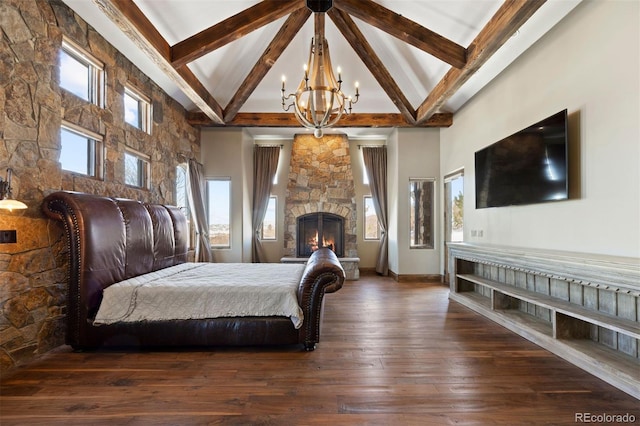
{"left": 0, "top": 0, "right": 200, "bottom": 372}
{"left": 284, "top": 134, "right": 357, "bottom": 260}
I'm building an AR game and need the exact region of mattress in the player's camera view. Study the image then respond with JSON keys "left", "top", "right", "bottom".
{"left": 93, "top": 262, "right": 306, "bottom": 328}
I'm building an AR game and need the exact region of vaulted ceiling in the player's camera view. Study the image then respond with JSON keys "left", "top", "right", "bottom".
{"left": 62, "top": 0, "right": 580, "bottom": 138}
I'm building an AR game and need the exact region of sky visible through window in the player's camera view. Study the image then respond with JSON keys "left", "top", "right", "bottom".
{"left": 262, "top": 197, "right": 276, "bottom": 239}
{"left": 208, "top": 180, "right": 231, "bottom": 247}
{"left": 364, "top": 196, "right": 379, "bottom": 239}
{"left": 208, "top": 181, "right": 230, "bottom": 224}
{"left": 60, "top": 128, "right": 89, "bottom": 174}
{"left": 124, "top": 91, "right": 140, "bottom": 128}
{"left": 59, "top": 49, "right": 89, "bottom": 101}
{"left": 124, "top": 152, "right": 143, "bottom": 187}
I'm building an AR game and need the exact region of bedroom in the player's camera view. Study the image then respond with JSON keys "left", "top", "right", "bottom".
{"left": 1, "top": 0, "right": 638, "bottom": 421}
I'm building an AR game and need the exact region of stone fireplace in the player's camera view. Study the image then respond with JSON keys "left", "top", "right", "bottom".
{"left": 283, "top": 134, "right": 359, "bottom": 279}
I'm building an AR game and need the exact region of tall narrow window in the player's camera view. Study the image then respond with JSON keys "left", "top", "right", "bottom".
{"left": 176, "top": 164, "right": 188, "bottom": 212}
{"left": 124, "top": 149, "right": 150, "bottom": 188}
{"left": 363, "top": 195, "right": 380, "bottom": 240}
{"left": 124, "top": 85, "right": 152, "bottom": 134}
{"left": 261, "top": 196, "right": 277, "bottom": 240}
{"left": 176, "top": 164, "right": 191, "bottom": 247}
{"left": 59, "top": 38, "right": 104, "bottom": 106}
{"left": 409, "top": 178, "right": 435, "bottom": 249}
{"left": 207, "top": 179, "right": 231, "bottom": 248}
{"left": 60, "top": 122, "right": 103, "bottom": 178}
{"left": 445, "top": 172, "right": 464, "bottom": 243}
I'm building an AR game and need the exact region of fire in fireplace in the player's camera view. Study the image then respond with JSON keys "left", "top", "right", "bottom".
{"left": 297, "top": 212, "right": 344, "bottom": 257}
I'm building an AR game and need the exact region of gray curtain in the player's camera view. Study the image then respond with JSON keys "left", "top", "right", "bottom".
{"left": 187, "top": 159, "right": 213, "bottom": 262}
{"left": 251, "top": 146, "right": 280, "bottom": 262}
{"left": 362, "top": 147, "right": 388, "bottom": 275}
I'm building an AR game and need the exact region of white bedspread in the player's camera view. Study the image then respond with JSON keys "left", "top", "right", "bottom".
{"left": 93, "top": 262, "right": 307, "bottom": 328}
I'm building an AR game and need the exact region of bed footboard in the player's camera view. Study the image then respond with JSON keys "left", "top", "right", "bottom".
{"left": 298, "top": 248, "right": 345, "bottom": 350}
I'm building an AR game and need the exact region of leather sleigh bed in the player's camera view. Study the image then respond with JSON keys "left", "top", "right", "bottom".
{"left": 42, "top": 191, "right": 345, "bottom": 351}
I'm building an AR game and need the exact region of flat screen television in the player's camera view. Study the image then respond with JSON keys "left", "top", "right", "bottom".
{"left": 475, "top": 109, "right": 568, "bottom": 209}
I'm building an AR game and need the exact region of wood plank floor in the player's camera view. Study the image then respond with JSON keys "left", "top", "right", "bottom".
{"left": 1, "top": 275, "right": 638, "bottom": 425}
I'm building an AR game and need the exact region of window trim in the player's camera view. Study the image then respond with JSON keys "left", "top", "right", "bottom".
{"left": 60, "top": 37, "right": 105, "bottom": 107}
{"left": 60, "top": 121, "right": 104, "bottom": 179}
{"left": 124, "top": 84, "right": 152, "bottom": 134}
{"left": 124, "top": 148, "right": 150, "bottom": 189}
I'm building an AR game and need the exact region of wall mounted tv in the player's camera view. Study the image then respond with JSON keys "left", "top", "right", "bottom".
{"left": 475, "top": 109, "right": 568, "bottom": 209}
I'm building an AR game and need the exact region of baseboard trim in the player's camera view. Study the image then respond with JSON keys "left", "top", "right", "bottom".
{"left": 388, "top": 270, "right": 443, "bottom": 283}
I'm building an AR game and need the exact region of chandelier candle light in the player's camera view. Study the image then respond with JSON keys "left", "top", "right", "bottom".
{"left": 281, "top": 13, "right": 359, "bottom": 138}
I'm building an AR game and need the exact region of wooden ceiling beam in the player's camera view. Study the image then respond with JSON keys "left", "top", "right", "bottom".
{"left": 171, "top": 0, "right": 304, "bottom": 69}
{"left": 416, "top": 0, "right": 547, "bottom": 124}
{"left": 334, "top": 0, "right": 467, "bottom": 69}
{"left": 94, "top": 0, "right": 224, "bottom": 124}
{"left": 328, "top": 8, "right": 417, "bottom": 124}
{"left": 188, "top": 112, "right": 452, "bottom": 128}
{"left": 224, "top": 8, "right": 312, "bottom": 122}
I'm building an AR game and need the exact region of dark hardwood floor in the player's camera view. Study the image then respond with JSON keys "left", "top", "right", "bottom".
{"left": 1, "top": 274, "right": 638, "bottom": 425}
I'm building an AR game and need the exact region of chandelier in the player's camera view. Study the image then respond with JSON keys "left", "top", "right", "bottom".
{"left": 281, "top": 13, "right": 359, "bottom": 138}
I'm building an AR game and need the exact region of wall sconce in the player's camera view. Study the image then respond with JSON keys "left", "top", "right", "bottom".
{"left": 0, "top": 168, "right": 28, "bottom": 211}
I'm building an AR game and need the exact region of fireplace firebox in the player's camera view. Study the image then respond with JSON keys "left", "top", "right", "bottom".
{"left": 297, "top": 213, "right": 344, "bottom": 257}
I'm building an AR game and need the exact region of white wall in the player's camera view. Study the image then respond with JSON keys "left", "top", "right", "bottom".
{"left": 388, "top": 128, "right": 441, "bottom": 275}
{"left": 387, "top": 131, "right": 400, "bottom": 273}
{"left": 440, "top": 0, "right": 640, "bottom": 258}
{"left": 260, "top": 138, "right": 293, "bottom": 263}
{"left": 350, "top": 138, "right": 386, "bottom": 269}
{"left": 200, "top": 128, "right": 253, "bottom": 263}
{"left": 241, "top": 130, "right": 254, "bottom": 262}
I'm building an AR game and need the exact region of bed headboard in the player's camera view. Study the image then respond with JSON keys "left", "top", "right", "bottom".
{"left": 43, "top": 191, "right": 188, "bottom": 319}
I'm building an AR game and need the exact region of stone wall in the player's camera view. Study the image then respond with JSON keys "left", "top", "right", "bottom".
{"left": 0, "top": 0, "right": 200, "bottom": 372}
{"left": 284, "top": 134, "right": 357, "bottom": 261}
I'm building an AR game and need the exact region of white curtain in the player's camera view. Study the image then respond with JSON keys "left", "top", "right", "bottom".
{"left": 187, "top": 159, "right": 213, "bottom": 262}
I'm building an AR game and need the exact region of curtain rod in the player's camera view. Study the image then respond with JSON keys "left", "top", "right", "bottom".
{"left": 357, "top": 144, "right": 385, "bottom": 150}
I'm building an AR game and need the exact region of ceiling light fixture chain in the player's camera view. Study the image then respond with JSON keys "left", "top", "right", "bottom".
{"left": 281, "top": 12, "right": 359, "bottom": 138}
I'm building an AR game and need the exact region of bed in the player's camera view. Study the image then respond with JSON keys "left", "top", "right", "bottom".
{"left": 42, "top": 191, "right": 345, "bottom": 351}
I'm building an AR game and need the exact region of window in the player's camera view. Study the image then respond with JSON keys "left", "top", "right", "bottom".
{"left": 207, "top": 179, "right": 231, "bottom": 248}
{"left": 176, "top": 164, "right": 189, "bottom": 212}
{"left": 124, "top": 85, "right": 152, "bottom": 134}
{"left": 59, "top": 38, "right": 104, "bottom": 106}
{"left": 124, "top": 149, "right": 150, "bottom": 188}
{"left": 445, "top": 171, "right": 464, "bottom": 243}
{"left": 60, "top": 122, "right": 103, "bottom": 178}
{"left": 363, "top": 196, "right": 380, "bottom": 240}
{"left": 261, "top": 196, "right": 277, "bottom": 240}
{"left": 176, "top": 164, "right": 191, "bottom": 247}
{"left": 409, "top": 178, "right": 435, "bottom": 249}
